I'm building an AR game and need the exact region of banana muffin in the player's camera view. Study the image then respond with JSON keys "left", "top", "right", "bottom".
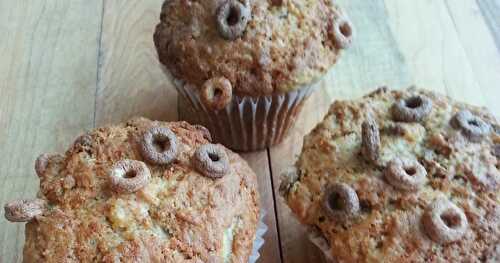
{"left": 154, "top": 0, "right": 354, "bottom": 151}
{"left": 4, "top": 118, "right": 260, "bottom": 263}
{"left": 280, "top": 87, "right": 500, "bottom": 262}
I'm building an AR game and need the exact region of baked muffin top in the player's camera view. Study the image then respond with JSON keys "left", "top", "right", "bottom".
{"left": 4, "top": 118, "right": 260, "bottom": 263}
{"left": 280, "top": 87, "right": 500, "bottom": 262}
{"left": 154, "top": 0, "right": 353, "bottom": 96}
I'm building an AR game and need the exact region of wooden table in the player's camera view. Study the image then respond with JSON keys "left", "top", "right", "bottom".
{"left": 1, "top": 1, "right": 499, "bottom": 262}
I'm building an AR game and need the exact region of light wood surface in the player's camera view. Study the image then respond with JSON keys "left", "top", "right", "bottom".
{"left": 0, "top": 1, "right": 499, "bottom": 262}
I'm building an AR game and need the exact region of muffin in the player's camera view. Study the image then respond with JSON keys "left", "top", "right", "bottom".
{"left": 280, "top": 87, "right": 500, "bottom": 262}
{"left": 153, "top": 0, "right": 354, "bottom": 151}
{"left": 4, "top": 118, "right": 261, "bottom": 262}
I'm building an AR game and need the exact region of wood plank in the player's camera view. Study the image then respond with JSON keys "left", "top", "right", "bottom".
{"left": 0, "top": 1, "right": 103, "bottom": 262}
{"left": 385, "top": 0, "right": 489, "bottom": 109}
{"left": 240, "top": 151, "right": 282, "bottom": 263}
{"left": 270, "top": 0, "right": 411, "bottom": 262}
{"left": 444, "top": 0, "right": 500, "bottom": 113}
{"left": 95, "top": 0, "right": 177, "bottom": 126}
{"left": 476, "top": 0, "right": 500, "bottom": 53}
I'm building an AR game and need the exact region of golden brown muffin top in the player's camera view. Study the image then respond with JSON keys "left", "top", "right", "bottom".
{"left": 154, "top": 0, "right": 353, "bottom": 97}
{"left": 281, "top": 87, "right": 500, "bottom": 262}
{"left": 5, "top": 118, "right": 260, "bottom": 263}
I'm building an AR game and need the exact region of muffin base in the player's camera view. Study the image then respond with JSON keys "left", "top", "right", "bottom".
{"left": 249, "top": 211, "right": 268, "bottom": 263}
{"left": 173, "top": 75, "right": 317, "bottom": 151}
{"left": 308, "top": 227, "right": 335, "bottom": 262}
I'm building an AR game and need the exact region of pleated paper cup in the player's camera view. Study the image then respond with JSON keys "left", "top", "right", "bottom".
{"left": 249, "top": 211, "right": 268, "bottom": 263}
{"left": 168, "top": 72, "right": 318, "bottom": 151}
{"left": 308, "top": 227, "right": 336, "bottom": 262}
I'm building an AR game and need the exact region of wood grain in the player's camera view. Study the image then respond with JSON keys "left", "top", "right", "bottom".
{"left": 240, "top": 151, "right": 282, "bottom": 263}
{"left": 1, "top": 0, "right": 500, "bottom": 262}
{"left": 443, "top": 0, "right": 500, "bottom": 113}
{"left": 95, "top": 0, "right": 177, "bottom": 126}
{"left": 385, "top": 0, "right": 486, "bottom": 108}
{"left": 476, "top": 0, "right": 500, "bottom": 53}
{"left": 0, "top": 1, "right": 103, "bottom": 262}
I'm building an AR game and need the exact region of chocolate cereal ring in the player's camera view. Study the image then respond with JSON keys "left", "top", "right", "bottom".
{"left": 422, "top": 197, "right": 468, "bottom": 244}
{"left": 73, "top": 133, "right": 93, "bottom": 149}
{"left": 35, "top": 153, "right": 51, "bottom": 178}
{"left": 216, "top": 0, "right": 251, "bottom": 40}
{"left": 361, "top": 117, "right": 380, "bottom": 164}
{"left": 391, "top": 95, "right": 433, "bottom": 122}
{"left": 201, "top": 77, "right": 233, "bottom": 111}
{"left": 109, "top": 159, "right": 151, "bottom": 193}
{"left": 330, "top": 15, "right": 354, "bottom": 49}
{"left": 450, "top": 110, "right": 491, "bottom": 142}
{"left": 140, "top": 126, "right": 179, "bottom": 165}
{"left": 384, "top": 158, "right": 427, "bottom": 191}
{"left": 323, "top": 183, "right": 360, "bottom": 220}
{"left": 4, "top": 199, "right": 46, "bottom": 222}
{"left": 193, "top": 144, "right": 230, "bottom": 179}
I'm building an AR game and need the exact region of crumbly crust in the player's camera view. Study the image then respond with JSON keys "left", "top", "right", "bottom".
{"left": 282, "top": 87, "right": 500, "bottom": 262}
{"left": 154, "top": 0, "right": 348, "bottom": 96}
{"left": 21, "top": 117, "right": 260, "bottom": 263}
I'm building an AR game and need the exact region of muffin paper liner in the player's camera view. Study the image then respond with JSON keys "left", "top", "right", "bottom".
{"left": 249, "top": 210, "right": 268, "bottom": 263}
{"left": 166, "top": 68, "right": 317, "bottom": 151}
{"left": 308, "top": 227, "right": 335, "bottom": 262}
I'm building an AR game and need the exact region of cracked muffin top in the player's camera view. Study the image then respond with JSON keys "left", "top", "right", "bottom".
{"left": 280, "top": 87, "right": 500, "bottom": 262}
{"left": 153, "top": 0, "right": 353, "bottom": 96}
{"left": 4, "top": 118, "right": 260, "bottom": 263}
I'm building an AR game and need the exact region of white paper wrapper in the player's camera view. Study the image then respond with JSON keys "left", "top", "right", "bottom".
{"left": 166, "top": 67, "right": 318, "bottom": 151}
{"left": 308, "top": 227, "right": 335, "bottom": 262}
{"left": 249, "top": 211, "right": 268, "bottom": 263}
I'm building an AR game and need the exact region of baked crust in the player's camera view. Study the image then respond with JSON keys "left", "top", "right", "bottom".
{"left": 21, "top": 118, "right": 260, "bottom": 263}
{"left": 282, "top": 87, "right": 500, "bottom": 262}
{"left": 153, "top": 0, "right": 350, "bottom": 96}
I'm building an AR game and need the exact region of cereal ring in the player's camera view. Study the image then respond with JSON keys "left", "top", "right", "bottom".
{"left": 200, "top": 77, "right": 233, "bottom": 111}
{"left": 140, "top": 127, "right": 178, "bottom": 165}
{"left": 109, "top": 159, "right": 151, "bottom": 193}
{"left": 384, "top": 158, "right": 427, "bottom": 191}
{"left": 422, "top": 197, "right": 468, "bottom": 244}
{"left": 323, "top": 183, "right": 360, "bottom": 220}
{"left": 73, "top": 133, "right": 93, "bottom": 149}
{"left": 391, "top": 95, "right": 433, "bottom": 122}
{"left": 361, "top": 117, "right": 380, "bottom": 164}
{"left": 35, "top": 153, "right": 51, "bottom": 178}
{"left": 4, "top": 199, "right": 46, "bottom": 222}
{"left": 216, "top": 0, "right": 251, "bottom": 40}
{"left": 450, "top": 110, "right": 491, "bottom": 142}
{"left": 193, "top": 144, "right": 230, "bottom": 179}
{"left": 193, "top": 124, "right": 212, "bottom": 142}
{"left": 330, "top": 15, "right": 354, "bottom": 49}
